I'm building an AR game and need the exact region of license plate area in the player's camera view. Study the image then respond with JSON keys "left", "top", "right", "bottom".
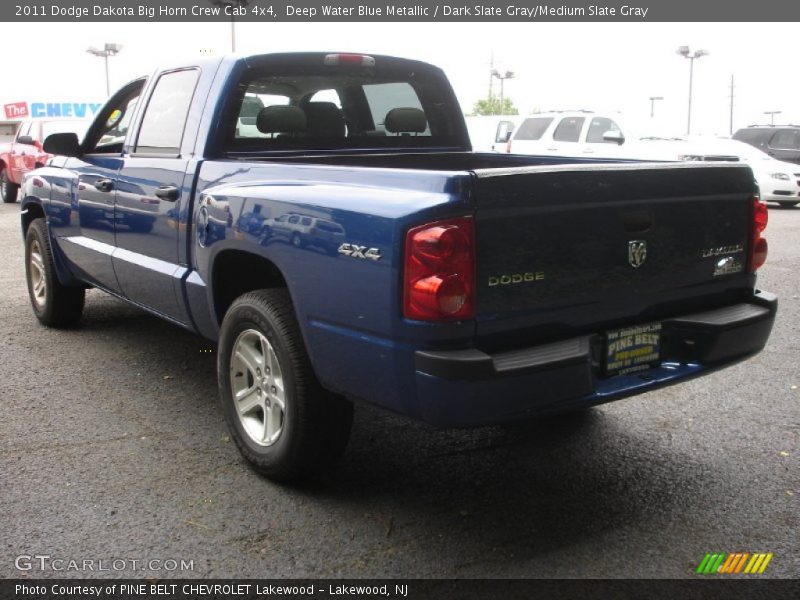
{"left": 604, "top": 322, "right": 662, "bottom": 376}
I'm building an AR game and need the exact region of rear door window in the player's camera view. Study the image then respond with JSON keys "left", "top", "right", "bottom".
{"left": 769, "top": 129, "right": 800, "bottom": 150}
{"left": 514, "top": 117, "right": 553, "bottom": 141}
{"left": 135, "top": 68, "right": 200, "bottom": 155}
{"left": 553, "top": 117, "right": 585, "bottom": 142}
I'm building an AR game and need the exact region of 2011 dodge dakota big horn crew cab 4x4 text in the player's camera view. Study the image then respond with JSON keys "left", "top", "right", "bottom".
{"left": 20, "top": 53, "right": 776, "bottom": 481}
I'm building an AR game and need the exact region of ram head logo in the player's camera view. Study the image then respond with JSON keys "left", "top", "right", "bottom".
{"left": 628, "top": 240, "right": 647, "bottom": 268}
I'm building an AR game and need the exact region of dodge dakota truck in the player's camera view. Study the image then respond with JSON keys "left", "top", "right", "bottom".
{"left": 20, "top": 52, "right": 776, "bottom": 480}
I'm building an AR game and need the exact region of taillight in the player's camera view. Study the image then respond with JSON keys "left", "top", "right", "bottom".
{"left": 749, "top": 196, "right": 768, "bottom": 272}
{"left": 403, "top": 216, "right": 475, "bottom": 321}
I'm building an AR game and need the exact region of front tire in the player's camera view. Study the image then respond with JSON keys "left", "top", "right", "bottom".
{"left": 778, "top": 201, "right": 798, "bottom": 208}
{"left": 218, "top": 289, "right": 353, "bottom": 481}
{"left": 1, "top": 167, "right": 18, "bottom": 203}
{"left": 25, "top": 219, "right": 85, "bottom": 326}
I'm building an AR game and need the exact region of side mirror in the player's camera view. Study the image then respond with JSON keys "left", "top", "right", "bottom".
{"left": 43, "top": 132, "right": 82, "bottom": 157}
{"left": 17, "top": 135, "right": 36, "bottom": 146}
{"left": 603, "top": 130, "right": 625, "bottom": 145}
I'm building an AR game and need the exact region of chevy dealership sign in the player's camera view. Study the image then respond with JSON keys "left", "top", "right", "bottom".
{"left": 3, "top": 101, "right": 102, "bottom": 120}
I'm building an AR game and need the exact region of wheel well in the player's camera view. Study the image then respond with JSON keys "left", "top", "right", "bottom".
{"left": 212, "top": 250, "right": 287, "bottom": 324}
{"left": 22, "top": 202, "right": 45, "bottom": 235}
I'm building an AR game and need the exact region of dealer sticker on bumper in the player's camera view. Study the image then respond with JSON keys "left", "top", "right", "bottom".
{"left": 605, "top": 322, "right": 662, "bottom": 375}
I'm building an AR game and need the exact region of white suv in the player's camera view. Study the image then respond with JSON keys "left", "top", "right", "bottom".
{"left": 506, "top": 111, "right": 740, "bottom": 163}
{"left": 506, "top": 111, "right": 632, "bottom": 158}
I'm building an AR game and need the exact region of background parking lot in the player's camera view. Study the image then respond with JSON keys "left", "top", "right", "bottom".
{"left": 0, "top": 201, "right": 797, "bottom": 578}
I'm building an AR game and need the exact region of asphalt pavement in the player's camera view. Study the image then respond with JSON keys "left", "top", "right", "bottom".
{"left": 0, "top": 201, "right": 797, "bottom": 579}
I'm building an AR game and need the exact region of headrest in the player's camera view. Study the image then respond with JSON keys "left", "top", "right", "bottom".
{"left": 384, "top": 107, "right": 427, "bottom": 133}
{"left": 239, "top": 96, "right": 264, "bottom": 119}
{"left": 304, "top": 102, "right": 346, "bottom": 137}
{"left": 256, "top": 105, "right": 307, "bottom": 135}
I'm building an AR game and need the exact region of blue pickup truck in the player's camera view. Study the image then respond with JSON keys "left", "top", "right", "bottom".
{"left": 20, "top": 52, "right": 776, "bottom": 480}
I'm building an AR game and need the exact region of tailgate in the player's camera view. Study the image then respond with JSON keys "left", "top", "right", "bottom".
{"left": 471, "top": 162, "right": 758, "bottom": 345}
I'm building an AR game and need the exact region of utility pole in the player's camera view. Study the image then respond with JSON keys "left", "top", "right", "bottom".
{"left": 764, "top": 110, "right": 782, "bottom": 125}
{"left": 488, "top": 51, "right": 495, "bottom": 99}
{"left": 729, "top": 74, "right": 735, "bottom": 135}
{"left": 677, "top": 46, "right": 709, "bottom": 135}
{"left": 210, "top": 0, "right": 249, "bottom": 52}
{"left": 86, "top": 43, "right": 123, "bottom": 97}
{"left": 649, "top": 96, "right": 664, "bottom": 118}
{"left": 492, "top": 69, "right": 515, "bottom": 116}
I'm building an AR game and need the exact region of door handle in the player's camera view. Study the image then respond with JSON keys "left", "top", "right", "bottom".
{"left": 94, "top": 178, "right": 114, "bottom": 192}
{"left": 155, "top": 185, "right": 180, "bottom": 202}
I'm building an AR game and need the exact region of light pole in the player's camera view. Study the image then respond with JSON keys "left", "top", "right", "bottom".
{"left": 491, "top": 69, "right": 514, "bottom": 115}
{"left": 210, "top": 0, "right": 249, "bottom": 52}
{"left": 86, "top": 43, "right": 122, "bottom": 97}
{"left": 649, "top": 96, "right": 664, "bottom": 118}
{"left": 676, "top": 46, "right": 709, "bottom": 135}
{"left": 763, "top": 110, "right": 782, "bottom": 125}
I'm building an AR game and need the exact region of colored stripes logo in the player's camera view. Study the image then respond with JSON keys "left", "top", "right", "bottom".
{"left": 696, "top": 552, "right": 773, "bottom": 575}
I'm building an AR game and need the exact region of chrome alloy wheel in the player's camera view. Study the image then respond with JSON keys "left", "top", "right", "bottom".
{"left": 28, "top": 239, "right": 47, "bottom": 308}
{"left": 229, "top": 329, "right": 286, "bottom": 446}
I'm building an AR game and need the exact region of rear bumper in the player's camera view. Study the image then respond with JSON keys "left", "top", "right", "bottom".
{"left": 413, "top": 291, "right": 777, "bottom": 427}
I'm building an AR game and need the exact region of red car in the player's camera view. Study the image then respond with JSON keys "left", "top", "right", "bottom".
{"left": 0, "top": 119, "right": 88, "bottom": 203}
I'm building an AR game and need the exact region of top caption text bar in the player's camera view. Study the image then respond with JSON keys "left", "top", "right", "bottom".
{"left": 4, "top": 1, "right": 800, "bottom": 22}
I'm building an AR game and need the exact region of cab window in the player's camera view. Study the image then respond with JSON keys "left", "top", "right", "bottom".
{"left": 514, "top": 117, "right": 553, "bottom": 141}
{"left": 553, "top": 117, "right": 585, "bottom": 142}
{"left": 586, "top": 117, "right": 622, "bottom": 144}
{"left": 135, "top": 69, "right": 200, "bottom": 155}
{"left": 770, "top": 129, "right": 800, "bottom": 150}
{"left": 82, "top": 78, "right": 145, "bottom": 154}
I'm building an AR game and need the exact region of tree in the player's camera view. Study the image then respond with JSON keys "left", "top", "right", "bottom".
{"left": 470, "top": 96, "right": 519, "bottom": 116}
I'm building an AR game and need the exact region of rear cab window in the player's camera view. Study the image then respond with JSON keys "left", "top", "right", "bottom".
{"left": 222, "top": 54, "right": 466, "bottom": 153}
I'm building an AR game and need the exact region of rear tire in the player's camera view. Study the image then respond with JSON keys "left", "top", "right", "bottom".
{"left": 25, "top": 219, "right": 85, "bottom": 327}
{"left": 1, "top": 167, "right": 18, "bottom": 203}
{"left": 218, "top": 289, "right": 353, "bottom": 481}
{"left": 778, "top": 201, "right": 798, "bottom": 208}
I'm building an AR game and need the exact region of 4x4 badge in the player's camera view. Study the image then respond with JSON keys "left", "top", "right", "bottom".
{"left": 628, "top": 240, "right": 647, "bottom": 268}
{"left": 338, "top": 243, "right": 381, "bottom": 261}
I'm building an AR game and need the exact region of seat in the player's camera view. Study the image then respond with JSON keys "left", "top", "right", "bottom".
{"left": 304, "top": 102, "right": 346, "bottom": 138}
{"left": 384, "top": 107, "right": 428, "bottom": 135}
{"left": 256, "top": 105, "right": 307, "bottom": 138}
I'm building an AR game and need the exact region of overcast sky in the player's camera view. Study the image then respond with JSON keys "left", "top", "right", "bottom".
{"left": 1, "top": 21, "right": 798, "bottom": 137}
